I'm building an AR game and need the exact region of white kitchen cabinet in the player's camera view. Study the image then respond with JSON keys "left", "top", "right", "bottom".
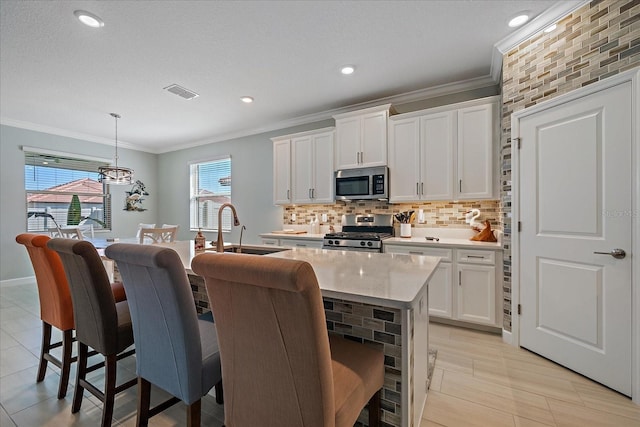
{"left": 271, "top": 127, "right": 334, "bottom": 205}
{"left": 291, "top": 130, "right": 334, "bottom": 204}
{"left": 334, "top": 104, "right": 392, "bottom": 169}
{"left": 272, "top": 139, "right": 291, "bottom": 205}
{"left": 456, "top": 264, "right": 496, "bottom": 325}
{"left": 388, "top": 97, "right": 497, "bottom": 202}
{"left": 457, "top": 103, "right": 494, "bottom": 200}
{"left": 388, "top": 111, "right": 455, "bottom": 202}
{"left": 384, "top": 243, "right": 501, "bottom": 328}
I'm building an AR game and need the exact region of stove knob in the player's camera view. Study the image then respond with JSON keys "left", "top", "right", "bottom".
{"left": 328, "top": 240, "right": 333, "bottom": 245}
{"left": 367, "top": 241, "right": 373, "bottom": 247}
{"left": 360, "top": 241, "right": 366, "bottom": 246}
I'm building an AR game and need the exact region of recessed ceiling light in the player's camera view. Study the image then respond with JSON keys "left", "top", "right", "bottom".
{"left": 544, "top": 24, "right": 557, "bottom": 33}
{"left": 508, "top": 13, "right": 529, "bottom": 28}
{"left": 74, "top": 10, "right": 104, "bottom": 28}
{"left": 341, "top": 65, "right": 355, "bottom": 75}
{"left": 241, "top": 96, "right": 254, "bottom": 103}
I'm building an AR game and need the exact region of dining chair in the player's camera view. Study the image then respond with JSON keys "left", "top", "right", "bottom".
{"left": 136, "top": 223, "right": 156, "bottom": 240}
{"left": 47, "top": 238, "right": 136, "bottom": 427}
{"left": 191, "top": 253, "right": 385, "bottom": 427}
{"left": 48, "top": 226, "right": 84, "bottom": 240}
{"left": 104, "top": 243, "right": 223, "bottom": 427}
{"left": 15, "top": 234, "right": 128, "bottom": 400}
{"left": 138, "top": 226, "right": 178, "bottom": 244}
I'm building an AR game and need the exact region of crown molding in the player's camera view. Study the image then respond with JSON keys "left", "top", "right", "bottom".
{"left": 0, "top": 116, "right": 145, "bottom": 152}
{"left": 494, "top": 0, "right": 588, "bottom": 55}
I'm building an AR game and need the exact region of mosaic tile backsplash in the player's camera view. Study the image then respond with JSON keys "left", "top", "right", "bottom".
{"left": 283, "top": 200, "right": 500, "bottom": 229}
{"left": 500, "top": 0, "right": 639, "bottom": 331}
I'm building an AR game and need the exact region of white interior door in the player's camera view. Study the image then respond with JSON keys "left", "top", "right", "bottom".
{"left": 518, "top": 81, "right": 632, "bottom": 395}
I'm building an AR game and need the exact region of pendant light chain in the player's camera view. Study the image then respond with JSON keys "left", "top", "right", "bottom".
{"left": 112, "top": 112, "right": 120, "bottom": 169}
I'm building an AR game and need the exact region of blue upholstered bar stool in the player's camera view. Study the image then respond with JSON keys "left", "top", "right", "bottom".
{"left": 104, "top": 243, "right": 223, "bottom": 427}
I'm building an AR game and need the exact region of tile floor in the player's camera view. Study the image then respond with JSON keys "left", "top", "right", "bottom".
{"left": 1, "top": 281, "right": 639, "bottom": 426}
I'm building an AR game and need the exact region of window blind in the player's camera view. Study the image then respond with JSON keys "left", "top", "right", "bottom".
{"left": 189, "top": 156, "right": 232, "bottom": 231}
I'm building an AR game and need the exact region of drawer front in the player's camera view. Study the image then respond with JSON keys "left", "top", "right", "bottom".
{"left": 457, "top": 249, "right": 495, "bottom": 265}
{"left": 279, "top": 238, "right": 323, "bottom": 249}
{"left": 385, "top": 245, "right": 452, "bottom": 262}
{"left": 262, "top": 238, "right": 280, "bottom": 246}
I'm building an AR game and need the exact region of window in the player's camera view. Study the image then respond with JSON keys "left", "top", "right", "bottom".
{"left": 190, "top": 156, "right": 232, "bottom": 232}
{"left": 24, "top": 149, "right": 112, "bottom": 233}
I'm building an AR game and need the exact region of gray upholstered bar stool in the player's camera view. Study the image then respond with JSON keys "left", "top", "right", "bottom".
{"left": 47, "top": 238, "right": 136, "bottom": 427}
{"left": 192, "top": 253, "right": 385, "bottom": 427}
{"left": 104, "top": 243, "right": 223, "bottom": 427}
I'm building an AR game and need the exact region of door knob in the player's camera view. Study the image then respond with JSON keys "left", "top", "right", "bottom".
{"left": 593, "top": 249, "right": 626, "bottom": 259}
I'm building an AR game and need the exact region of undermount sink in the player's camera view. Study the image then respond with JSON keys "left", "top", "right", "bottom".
{"left": 222, "top": 246, "right": 287, "bottom": 255}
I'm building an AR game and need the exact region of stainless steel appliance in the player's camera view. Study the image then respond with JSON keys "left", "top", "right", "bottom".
{"left": 323, "top": 214, "right": 393, "bottom": 253}
{"left": 335, "top": 166, "right": 388, "bottom": 201}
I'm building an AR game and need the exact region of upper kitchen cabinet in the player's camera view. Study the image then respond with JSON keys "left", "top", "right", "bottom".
{"left": 333, "top": 104, "right": 394, "bottom": 170}
{"left": 388, "top": 97, "right": 498, "bottom": 202}
{"left": 271, "top": 127, "right": 334, "bottom": 205}
{"left": 272, "top": 138, "right": 291, "bottom": 205}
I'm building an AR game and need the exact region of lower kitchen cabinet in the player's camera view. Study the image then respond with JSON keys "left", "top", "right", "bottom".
{"left": 384, "top": 244, "right": 502, "bottom": 328}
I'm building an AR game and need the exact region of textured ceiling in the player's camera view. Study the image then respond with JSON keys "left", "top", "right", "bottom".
{"left": 0, "top": 1, "right": 582, "bottom": 153}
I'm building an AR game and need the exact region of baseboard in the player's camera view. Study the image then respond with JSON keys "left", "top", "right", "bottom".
{"left": 502, "top": 329, "right": 513, "bottom": 345}
{"left": 0, "top": 276, "right": 35, "bottom": 288}
{"left": 429, "top": 317, "right": 501, "bottom": 334}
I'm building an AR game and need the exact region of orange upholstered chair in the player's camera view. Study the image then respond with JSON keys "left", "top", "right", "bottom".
{"left": 191, "top": 253, "right": 384, "bottom": 427}
{"left": 15, "top": 233, "right": 126, "bottom": 399}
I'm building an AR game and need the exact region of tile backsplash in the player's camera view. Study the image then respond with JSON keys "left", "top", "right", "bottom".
{"left": 282, "top": 200, "right": 500, "bottom": 229}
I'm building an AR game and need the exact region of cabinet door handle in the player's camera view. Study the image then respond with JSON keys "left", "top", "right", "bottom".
{"left": 458, "top": 271, "right": 462, "bottom": 286}
{"left": 416, "top": 182, "right": 420, "bottom": 195}
{"left": 467, "top": 255, "right": 485, "bottom": 259}
{"left": 459, "top": 179, "right": 462, "bottom": 193}
{"left": 296, "top": 243, "right": 307, "bottom": 247}
{"left": 409, "top": 251, "right": 424, "bottom": 255}
{"left": 287, "top": 189, "right": 290, "bottom": 200}
{"left": 311, "top": 188, "right": 315, "bottom": 198}
{"left": 421, "top": 182, "right": 424, "bottom": 195}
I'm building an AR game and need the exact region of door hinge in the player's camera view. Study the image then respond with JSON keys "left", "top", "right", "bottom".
{"left": 517, "top": 304, "right": 522, "bottom": 315}
{"left": 514, "top": 137, "right": 521, "bottom": 149}
{"left": 517, "top": 221, "right": 522, "bottom": 232}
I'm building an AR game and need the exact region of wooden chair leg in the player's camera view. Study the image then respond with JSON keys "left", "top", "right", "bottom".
{"left": 37, "top": 321, "right": 52, "bottom": 382}
{"left": 186, "top": 399, "right": 201, "bottom": 427}
{"left": 101, "top": 353, "right": 117, "bottom": 427}
{"left": 57, "top": 329, "right": 73, "bottom": 399}
{"left": 214, "top": 380, "right": 223, "bottom": 404}
{"left": 368, "top": 389, "right": 381, "bottom": 427}
{"left": 72, "top": 342, "right": 88, "bottom": 413}
{"left": 136, "top": 377, "right": 151, "bottom": 427}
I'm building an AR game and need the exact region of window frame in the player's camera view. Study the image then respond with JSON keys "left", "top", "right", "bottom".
{"left": 189, "top": 155, "right": 232, "bottom": 232}
{"left": 23, "top": 147, "right": 113, "bottom": 233}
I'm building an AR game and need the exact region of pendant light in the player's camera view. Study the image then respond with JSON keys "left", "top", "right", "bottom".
{"left": 98, "top": 113, "right": 133, "bottom": 185}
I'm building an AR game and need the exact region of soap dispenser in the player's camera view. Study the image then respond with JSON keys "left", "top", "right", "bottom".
{"left": 194, "top": 229, "right": 206, "bottom": 252}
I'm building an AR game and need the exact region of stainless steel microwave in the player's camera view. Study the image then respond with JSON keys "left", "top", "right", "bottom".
{"left": 335, "top": 166, "right": 388, "bottom": 201}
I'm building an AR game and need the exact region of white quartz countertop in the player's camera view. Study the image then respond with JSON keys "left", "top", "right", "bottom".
{"left": 266, "top": 248, "right": 440, "bottom": 309}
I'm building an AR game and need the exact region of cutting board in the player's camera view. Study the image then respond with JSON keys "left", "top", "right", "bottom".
{"left": 272, "top": 230, "right": 307, "bottom": 234}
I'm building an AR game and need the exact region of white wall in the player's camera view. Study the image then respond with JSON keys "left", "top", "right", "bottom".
{"left": 0, "top": 125, "right": 157, "bottom": 281}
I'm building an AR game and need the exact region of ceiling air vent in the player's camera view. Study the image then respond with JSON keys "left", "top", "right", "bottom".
{"left": 163, "top": 84, "right": 199, "bottom": 100}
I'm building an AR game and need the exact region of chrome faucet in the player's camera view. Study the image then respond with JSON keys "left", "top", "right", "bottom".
{"left": 216, "top": 203, "right": 241, "bottom": 252}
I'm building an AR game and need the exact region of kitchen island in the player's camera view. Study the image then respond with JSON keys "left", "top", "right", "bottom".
{"left": 106, "top": 241, "right": 439, "bottom": 427}
{"left": 267, "top": 248, "right": 438, "bottom": 427}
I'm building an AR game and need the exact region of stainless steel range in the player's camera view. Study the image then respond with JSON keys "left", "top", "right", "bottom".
{"left": 323, "top": 214, "right": 393, "bottom": 252}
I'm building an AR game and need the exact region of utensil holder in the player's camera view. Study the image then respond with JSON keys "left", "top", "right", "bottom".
{"left": 400, "top": 223, "right": 412, "bottom": 238}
